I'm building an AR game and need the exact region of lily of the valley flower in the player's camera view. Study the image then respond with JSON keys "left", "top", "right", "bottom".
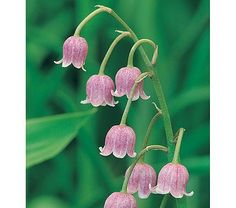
{"left": 99, "top": 125, "right": 136, "bottom": 158}
{"left": 81, "top": 75, "right": 117, "bottom": 107}
{"left": 104, "top": 192, "right": 137, "bottom": 208}
{"left": 150, "top": 162, "right": 194, "bottom": 198}
{"left": 112, "top": 66, "right": 150, "bottom": 100}
{"left": 126, "top": 162, "right": 156, "bottom": 199}
{"left": 55, "top": 35, "right": 88, "bottom": 70}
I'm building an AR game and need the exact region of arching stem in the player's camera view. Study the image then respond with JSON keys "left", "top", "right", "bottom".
{"left": 139, "top": 102, "right": 162, "bottom": 162}
{"left": 98, "top": 31, "right": 131, "bottom": 75}
{"left": 172, "top": 128, "right": 185, "bottom": 163}
{"left": 127, "top": 39, "right": 158, "bottom": 67}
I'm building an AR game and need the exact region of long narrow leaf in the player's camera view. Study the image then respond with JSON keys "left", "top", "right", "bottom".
{"left": 26, "top": 109, "right": 96, "bottom": 168}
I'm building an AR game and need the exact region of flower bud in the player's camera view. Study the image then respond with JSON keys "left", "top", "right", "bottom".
{"left": 104, "top": 192, "right": 136, "bottom": 208}
{"left": 54, "top": 35, "right": 88, "bottom": 70}
{"left": 126, "top": 163, "right": 156, "bottom": 199}
{"left": 99, "top": 125, "right": 136, "bottom": 158}
{"left": 150, "top": 163, "right": 194, "bottom": 198}
{"left": 112, "top": 67, "right": 150, "bottom": 100}
{"left": 81, "top": 75, "right": 117, "bottom": 107}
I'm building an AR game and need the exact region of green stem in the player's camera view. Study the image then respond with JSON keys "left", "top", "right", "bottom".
{"left": 140, "top": 110, "right": 162, "bottom": 161}
{"left": 121, "top": 145, "right": 168, "bottom": 192}
{"left": 127, "top": 39, "right": 158, "bottom": 67}
{"left": 98, "top": 31, "right": 131, "bottom": 75}
{"left": 172, "top": 128, "right": 185, "bottom": 163}
{"left": 74, "top": 6, "right": 113, "bottom": 36}
{"left": 160, "top": 195, "right": 170, "bottom": 208}
{"left": 120, "top": 72, "right": 150, "bottom": 125}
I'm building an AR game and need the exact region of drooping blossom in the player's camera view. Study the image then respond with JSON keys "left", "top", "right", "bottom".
{"left": 99, "top": 125, "right": 136, "bottom": 158}
{"left": 81, "top": 75, "right": 117, "bottom": 107}
{"left": 126, "top": 163, "right": 156, "bottom": 199}
{"left": 150, "top": 163, "right": 194, "bottom": 198}
{"left": 54, "top": 35, "right": 88, "bottom": 70}
{"left": 104, "top": 192, "right": 136, "bottom": 208}
{"left": 112, "top": 67, "right": 150, "bottom": 100}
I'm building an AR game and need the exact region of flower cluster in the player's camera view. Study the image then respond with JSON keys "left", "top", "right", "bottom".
{"left": 55, "top": 36, "right": 149, "bottom": 108}
{"left": 55, "top": 6, "right": 193, "bottom": 207}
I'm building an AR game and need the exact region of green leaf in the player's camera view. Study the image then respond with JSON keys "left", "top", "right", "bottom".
{"left": 169, "top": 86, "right": 209, "bottom": 115}
{"left": 183, "top": 156, "right": 210, "bottom": 175}
{"left": 28, "top": 196, "right": 68, "bottom": 208}
{"left": 26, "top": 109, "right": 96, "bottom": 168}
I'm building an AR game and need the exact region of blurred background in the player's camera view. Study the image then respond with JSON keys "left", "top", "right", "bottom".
{"left": 26, "top": 0, "right": 209, "bottom": 207}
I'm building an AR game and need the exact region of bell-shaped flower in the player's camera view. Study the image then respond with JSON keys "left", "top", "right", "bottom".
{"left": 112, "top": 67, "right": 150, "bottom": 100}
{"left": 54, "top": 35, "right": 88, "bottom": 70}
{"left": 126, "top": 163, "right": 156, "bottom": 199}
{"left": 104, "top": 192, "right": 136, "bottom": 208}
{"left": 150, "top": 162, "right": 194, "bottom": 198}
{"left": 81, "top": 75, "right": 117, "bottom": 107}
{"left": 99, "top": 125, "right": 136, "bottom": 158}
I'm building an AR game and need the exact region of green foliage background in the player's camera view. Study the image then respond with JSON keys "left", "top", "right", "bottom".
{"left": 26, "top": 0, "right": 209, "bottom": 207}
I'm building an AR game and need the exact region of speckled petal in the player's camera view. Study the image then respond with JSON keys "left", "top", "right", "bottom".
{"left": 138, "top": 164, "right": 156, "bottom": 199}
{"left": 138, "top": 82, "right": 150, "bottom": 100}
{"left": 100, "top": 125, "right": 136, "bottom": 158}
{"left": 151, "top": 163, "right": 193, "bottom": 198}
{"left": 126, "top": 165, "right": 140, "bottom": 194}
{"left": 104, "top": 192, "right": 137, "bottom": 208}
{"left": 55, "top": 36, "right": 88, "bottom": 70}
{"left": 71, "top": 37, "right": 88, "bottom": 69}
{"left": 99, "top": 126, "right": 116, "bottom": 156}
{"left": 81, "top": 75, "right": 116, "bottom": 107}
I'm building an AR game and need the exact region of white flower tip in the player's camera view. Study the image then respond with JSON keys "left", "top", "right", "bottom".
{"left": 80, "top": 99, "right": 89, "bottom": 104}
{"left": 111, "top": 90, "right": 123, "bottom": 98}
{"left": 113, "top": 152, "right": 126, "bottom": 159}
{"left": 54, "top": 59, "right": 63, "bottom": 64}
{"left": 62, "top": 62, "right": 71, "bottom": 68}
{"left": 130, "top": 152, "right": 137, "bottom": 158}
{"left": 138, "top": 192, "right": 149, "bottom": 199}
{"left": 99, "top": 147, "right": 108, "bottom": 157}
{"left": 149, "top": 184, "right": 155, "bottom": 192}
{"left": 111, "top": 90, "right": 115, "bottom": 96}
{"left": 141, "top": 94, "right": 150, "bottom": 100}
{"left": 99, "top": 147, "right": 111, "bottom": 157}
{"left": 185, "top": 191, "right": 194, "bottom": 197}
{"left": 81, "top": 65, "right": 86, "bottom": 72}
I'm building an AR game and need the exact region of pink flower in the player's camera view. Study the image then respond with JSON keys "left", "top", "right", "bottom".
{"left": 150, "top": 163, "right": 194, "bottom": 198}
{"left": 99, "top": 125, "right": 136, "bottom": 158}
{"left": 54, "top": 36, "right": 88, "bottom": 70}
{"left": 126, "top": 163, "right": 156, "bottom": 199}
{"left": 112, "top": 67, "right": 150, "bottom": 101}
{"left": 81, "top": 75, "right": 117, "bottom": 107}
{"left": 104, "top": 192, "right": 137, "bottom": 208}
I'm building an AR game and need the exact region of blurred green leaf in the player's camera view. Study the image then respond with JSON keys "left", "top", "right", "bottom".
{"left": 170, "top": 86, "right": 209, "bottom": 114}
{"left": 26, "top": 109, "right": 96, "bottom": 168}
{"left": 28, "top": 196, "right": 68, "bottom": 208}
{"left": 183, "top": 155, "right": 209, "bottom": 175}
